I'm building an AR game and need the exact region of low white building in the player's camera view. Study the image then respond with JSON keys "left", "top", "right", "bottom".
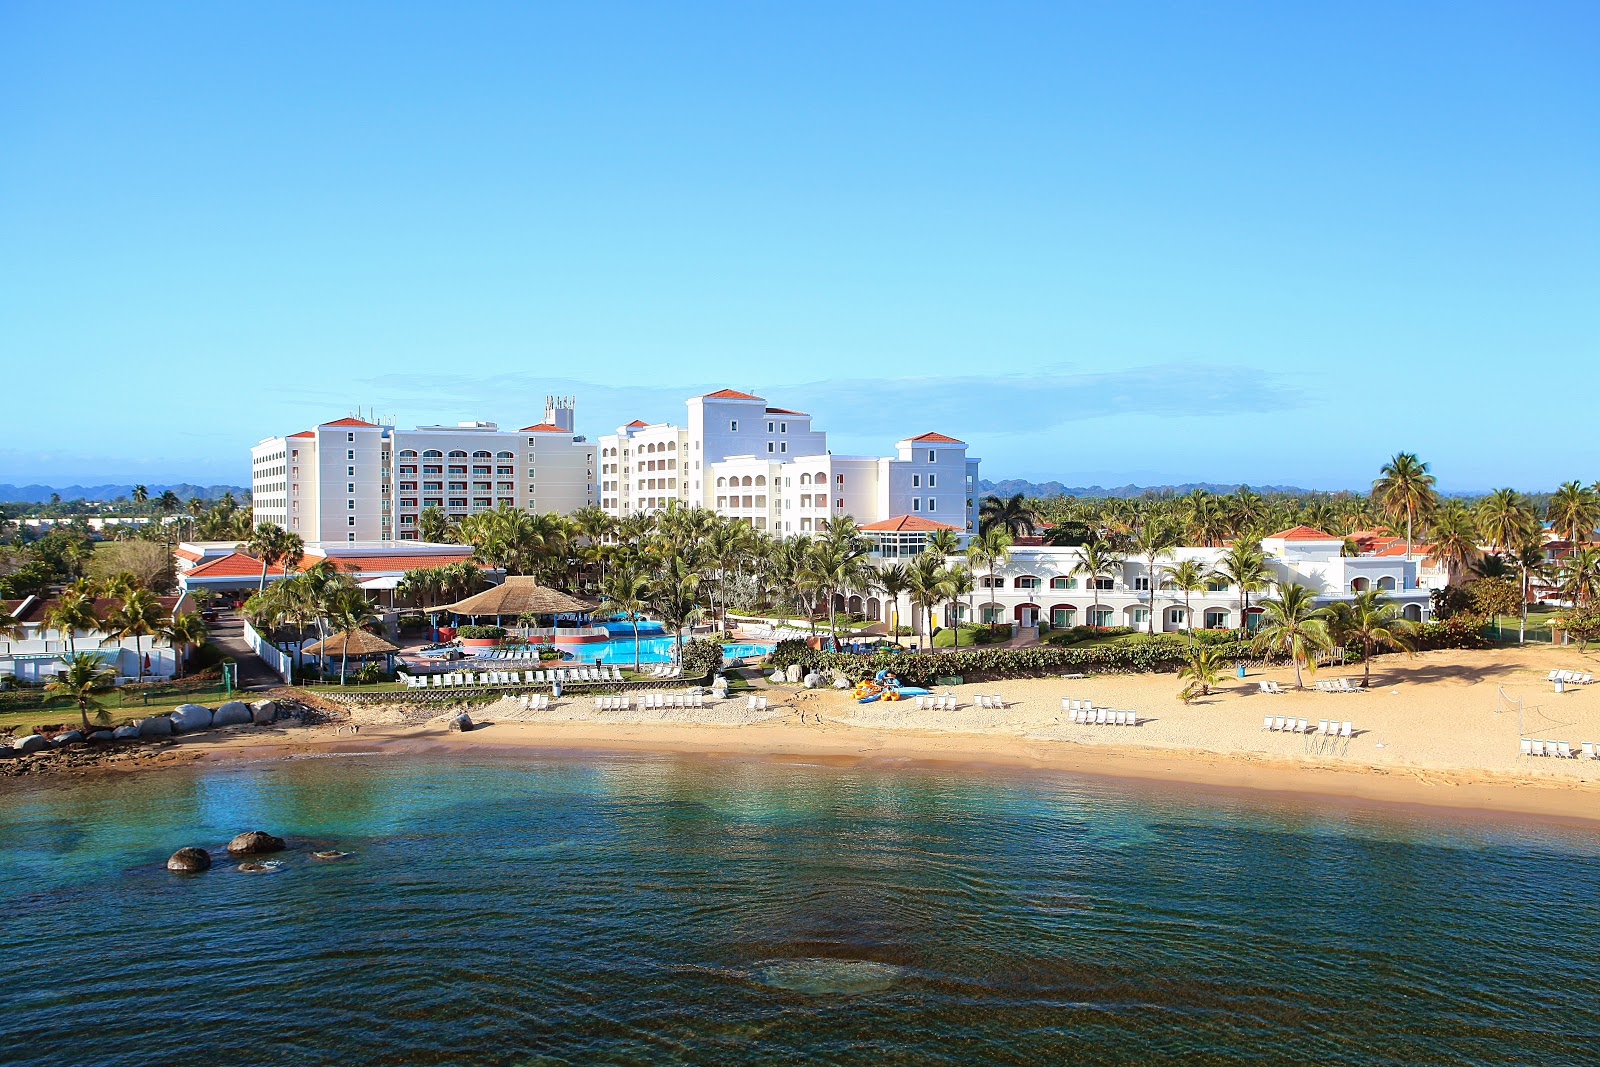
{"left": 0, "top": 592, "right": 191, "bottom": 683}
{"left": 176, "top": 540, "right": 479, "bottom": 602}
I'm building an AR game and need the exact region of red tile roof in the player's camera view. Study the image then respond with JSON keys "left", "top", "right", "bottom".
{"left": 288, "top": 430, "right": 314, "bottom": 439}
{"left": 860, "top": 515, "right": 961, "bottom": 532}
{"left": 519, "top": 423, "right": 565, "bottom": 432}
{"left": 907, "top": 432, "right": 965, "bottom": 444}
{"left": 298, "top": 552, "right": 476, "bottom": 574}
{"left": 765, "top": 407, "right": 808, "bottom": 416}
{"left": 701, "top": 389, "right": 764, "bottom": 400}
{"left": 174, "top": 547, "right": 204, "bottom": 562}
{"left": 1269, "top": 525, "right": 1340, "bottom": 541}
{"left": 182, "top": 552, "right": 288, "bottom": 579}
{"left": 321, "top": 416, "right": 379, "bottom": 427}
{"left": 1373, "top": 542, "right": 1431, "bottom": 557}
{"left": 625, "top": 419, "right": 648, "bottom": 428}
{"left": 12, "top": 595, "right": 181, "bottom": 625}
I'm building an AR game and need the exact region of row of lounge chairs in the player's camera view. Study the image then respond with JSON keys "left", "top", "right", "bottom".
{"left": 912, "top": 695, "right": 957, "bottom": 711}
{"left": 1549, "top": 670, "right": 1595, "bottom": 686}
{"left": 1256, "top": 679, "right": 1362, "bottom": 695}
{"left": 1522, "top": 739, "right": 1600, "bottom": 759}
{"left": 643, "top": 664, "right": 683, "bottom": 679}
{"left": 594, "top": 693, "right": 712, "bottom": 711}
{"left": 399, "top": 666, "right": 625, "bottom": 688}
{"left": 1264, "top": 716, "right": 1354, "bottom": 737}
{"left": 513, "top": 694, "right": 553, "bottom": 711}
{"left": 1068, "top": 708, "right": 1140, "bottom": 726}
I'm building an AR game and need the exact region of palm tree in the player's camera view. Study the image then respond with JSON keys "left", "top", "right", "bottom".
{"left": 1476, "top": 488, "right": 1536, "bottom": 556}
{"left": 1164, "top": 558, "right": 1211, "bottom": 645}
{"left": 131, "top": 485, "right": 148, "bottom": 513}
{"left": 1130, "top": 519, "right": 1178, "bottom": 635}
{"left": 1508, "top": 539, "right": 1550, "bottom": 644}
{"left": 246, "top": 522, "right": 301, "bottom": 593}
{"left": 101, "top": 587, "right": 164, "bottom": 683}
{"left": 1252, "top": 583, "right": 1333, "bottom": 690}
{"left": 156, "top": 489, "right": 181, "bottom": 517}
{"left": 807, "top": 519, "right": 874, "bottom": 651}
{"left": 979, "top": 493, "right": 1038, "bottom": 538}
{"left": 943, "top": 565, "right": 976, "bottom": 644}
{"left": 1559, "top": 545, "right": 1600, "bottom": 611}
{"left": 907, "top": 552, "right": 952, "bottom": 646}
{"left": 1372, "top": 453, "right": 1438, "bottom": 558}
{"left": 324, "top": 589, "right": 378, "bottom": 685}
{"left": 161, "top": 611, "right": 209, "bottom": 678}
{"left": 1426, "top": 499, "right": 1480, "bottom": 579}
{"left": 965, "top": 526, "right": 1013, "bottom": 633}
{"left": 1071, "top": 540, "right": 1123, "bottom": 630}
{"left": 1177, "top": 644, "right": 1227, "bottom": 703}
{"left": 1548, "top": 481, "right": 1600, "bottom": 550}
{"left": 925, "top": 528, "right": 961, "bottom": 559}
{"left": 600, "top": 566, "right": 652, "bottom": 674}
{"left": 417, "top": 505, "right": 455, "bottom": 544}
{"left": 1217, "top": 540, "right": 1273, "bottom": 634}
{"left": 1325, "top": 589, "right": 1418, "bottom": 688}
{"left": 45, "top": 653, "right": 119, "bottom": 731}
{"left": 649, "top": 558, "right": 705, "bottom": 667}
{"left": 875, "top": 563, "right": 911, "bottom": 640}
{"left": 44, "top": 591, "right": 99, "bottom": 657}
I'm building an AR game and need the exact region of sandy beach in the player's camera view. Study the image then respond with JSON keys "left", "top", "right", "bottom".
{"left": 116, "top": 643, "right": 1600, "bottom": 825}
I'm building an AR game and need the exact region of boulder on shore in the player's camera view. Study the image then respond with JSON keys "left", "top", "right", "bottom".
{"left": 13, "top": 734, "right": 47, "bottom": 754}
{"left": 448, "top": 712, "right": 474, "bottom": 732}
{"left": 803, "top": 672, "right": 821, "bottom": 689}
{"left": 226, "top": 830, "right": 286, "bottom": 855}
{"left": 212, "top": 701, "right": 252, "bottom": 728}
{"left": 169, "top": 704, "right": 213, "bottom": 733}
{"left": 137, "top": 716, "right": 174, "bottom": 738}
{"left": 53, "top": 730, "right": 85, "bottom": 745}
{"left": 112, "top": 725, "right": 141, "bottom": 741}
{"left": 167, "top": 847, "right": 212, "bottom": 872}
{"left": 250, "top": 700, "right": 277, "bottom": 725}
{"left": 87, "top": 730, "right": 115, "bottom": 743}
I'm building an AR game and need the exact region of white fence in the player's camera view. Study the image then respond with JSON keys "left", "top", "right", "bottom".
{"left": 244, "top": 620, "right": 294, "bottom": 684}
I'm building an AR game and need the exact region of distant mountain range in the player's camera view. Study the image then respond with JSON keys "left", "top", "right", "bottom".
{"left": 977, "top": 479, "right": 1321, "bottom": 499}
{"left": 0, "top": 483, "right": 249, "bottom": 504}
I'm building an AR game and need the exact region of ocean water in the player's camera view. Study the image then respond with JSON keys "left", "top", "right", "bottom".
{"left": 2, "top": 753, "right": 1598, "bottom": 1066}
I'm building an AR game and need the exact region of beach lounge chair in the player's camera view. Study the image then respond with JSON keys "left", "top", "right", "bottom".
{"left": 1585, "top": 673, "right": 1595, "bottom": 686}
{"left": 1269, "top": 716, "right": 1283, "bottom": 731}
{"left": 1339, "top": 721, "right": 1353, "bottom": 738}
{"left": 1262, "top": 715, "right": 1273, "bottom": 731}
{"left": 1521, "top": 738, "right": 1533, "bottom": 757}
{"left": 1090, "top": 709, "right": 1102, "bottom": 725}
{"left": 1585, "top": 741, "right": 1598, "bottom": 760}
{"left": 1558, "top": 741, "right": 1575, "bottom": 759}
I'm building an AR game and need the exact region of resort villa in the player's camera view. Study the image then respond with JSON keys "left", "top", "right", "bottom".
{"left": 250, "top": 396, "right": 596, "bottom": 543}
{"left": 0, "top": 592, "right": 192, "bottom": 683}
{"left": 598, "top": 389, "right": 982, "bottom": 534}
{"left": 175, "top": 539, "right": 479, "bottom": 603}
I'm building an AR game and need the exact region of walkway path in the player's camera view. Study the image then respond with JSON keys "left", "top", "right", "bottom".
{"left": 207, "top": 610, "right": 281, "bottom": 691}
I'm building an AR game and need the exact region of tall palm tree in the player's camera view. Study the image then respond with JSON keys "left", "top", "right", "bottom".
{"left": 1217, "top": 540, "right": 1273, "bottom": 633}
{"left": 1372, "top": 453, "right": 1438, "bottom": 559}
{"left": 965, "top": 526, "right": 1013, "bottom": 631}
{"left": 943, "top": 565, "right": 976, "bottom": 644}
{"left": 875, "top": 563, "right": 911, "bottom": 639}
{"left": 1548, "top": 481, "right": 1600, "bottom": 549}
{"left": 600, "top": 566, "right": 653, "bottom": 674}
{"left": 1476, "top": 488, "right": 1537, "bottom": 556}
{"left": 925, "top": 528, "right": 961, "bottom": 559}
{"left": 45, "top": 653, "right": 120, "bottom": 732}
{"left": 1559, "top": 545, "right": 1600, "bottom": 611}
{"left": 160, "top": 611, "right": 209, "bottom": 678}
{"left": 131, "top": 485, "right": 148, "bottom": 513}
{"left": 1130, "top": 518, "right": 1178, "bottom": 635}
{"left": 246, "top": 522, "right": 300, "bottom": 593}
{"left": 1325, "top": 589, "right": 1418, "bottom": 688}
{"left": 1426, "top": 499, "right": 1480, "bottom": 579}
{"left": 649, "top": 558, "right": 705, "bottom": 667}
{"left": 1071, "top": 540, "right": 1123, "bottom": 630}
{"left": 907, "top": 552, "right": 952, "bottom": 645}
{"left": 1164, "top": 558, "right": 1211, "bottom": 645}
{"left": 1252, "top": 583, "right": 1332, "bottom": 690}
{"left": 101, "top": 587, "right": 163, "bottom": 683}
{"left": 156, "top": 489, "right": 181, "bottom": 517}
{"left": 44, "top": 591, "right": 99, "bottom": 657}
{"left": 417, "top": 505, "right": 455, "bottom": 544}
{"left": 978, "top": 493, "right": 1038, "bottom": 538}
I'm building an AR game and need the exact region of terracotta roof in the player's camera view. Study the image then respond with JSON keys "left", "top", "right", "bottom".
{"left": 298, "top": 551, "right": 475, "bottom": 574}
{"left": 288, "top": 431, "right": 314, "bottom": 439}
{"left": 303, "top": 629, "right": 400, "bottom": 657}
{"left": 174, "top": 547, "right": 204, "bottom": 562}
{"left": 1268, "top": 525, "right": 1340, "bottom": 541}
{"left": 518, "top": 423, "right": 566, "bottom": 432}
{"left": 321, "top": 416, "right": 379, "bottom": 428}
{"left": 907, "top": 432, "right": 965, "bottom": 444}
{"left": 701, "top": 389, "right": 764, "bottom": 401}
{"left": 860, "top": 515, "right": 962, "bottom": 532}
{"left": 182, "top": 552, "right": 288, "bottom": 579}
{"left": 765, "top": 407, "right": 808, "bottom": 416}
{"left": 1373, "top": 542, "right": 1431, "bottom": 557}
{"left": 625, "top": 419, "right": 648, "bottom": 428}
{"left": 12, "top": 595, "right": 180, "bottom": 625}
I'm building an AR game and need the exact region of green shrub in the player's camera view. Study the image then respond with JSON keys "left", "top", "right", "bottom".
{"left": 1412, "top": 613, "right": 1490, "bottom": 651}
{"left": 536, "top": 645, "right": 561, "bottom": 661}
{"left": 456, "top": 625, "right": 505, "bottom": 640}
{"left": 769, "top": 639, "right": 822, "bottom": 672}
{"left": 793, "top": 640, "right": 1273, "bottom": 687}
{"left": 1044, "top": 625, "right": 1136, "bottom": 646}
{"left": 681, "top": 637, "right": 725, "bottom": 678}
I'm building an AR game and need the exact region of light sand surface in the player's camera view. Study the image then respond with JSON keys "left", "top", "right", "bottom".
{"left": 143, "top": 644, "right": 1600, "bottom": 824}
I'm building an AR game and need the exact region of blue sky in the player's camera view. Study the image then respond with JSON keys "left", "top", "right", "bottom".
{"left": 1, "top": 2, "right": 1595, "bottom": 491}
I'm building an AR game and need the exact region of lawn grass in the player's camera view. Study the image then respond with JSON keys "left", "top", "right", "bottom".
{"left": 0, "top": 684, "right": 236, "bottom": 735}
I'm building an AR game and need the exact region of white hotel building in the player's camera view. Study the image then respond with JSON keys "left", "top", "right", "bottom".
{"left": 250, "top": 397, "right": 596, "bottom": 542}
{"left": 597, "top": 389, "right": 981, "bottom": 535}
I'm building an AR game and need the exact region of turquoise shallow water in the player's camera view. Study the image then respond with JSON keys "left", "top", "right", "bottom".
{"left": 2, "top": 752, "right": 1599, "bottom": 1066}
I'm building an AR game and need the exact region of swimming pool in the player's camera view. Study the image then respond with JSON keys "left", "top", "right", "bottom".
{"left": 597, "top": 620, "right": 666, "bottom": 637}
{"left": 565, "top": 636, "right": 774, "bottom": 665}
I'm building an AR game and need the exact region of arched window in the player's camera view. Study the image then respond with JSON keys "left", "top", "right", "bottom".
{"left": 742, "top": 475, "right": 753, "bottom": 487}
{"left": 667, "top": 441, "right": 676, "bottom": 451}
{"left": 472, "top": 451, "right": 491, "bottom": 459}
{"left": 716, "top": 477, "right": 726, "bottom": 488}
{"left": 1014, "top": 575, "right": 1041, "bottom": 589}
{"left": 448, "top": 450, "right": 467, "bottom": 459}
{"left": 1204, "top": 609, "right": 1230, "bottom": 629}
{"left": 754, "top": 475, "right": 766, "bottom": 486}
{"left": 1377, "top": 576, "right": 1396, "bottom": 591}
{"left": 815, "top": 472, "right": 827, "bottom": 484}
{"left": 496, "top": 451, "right": 513, "bottom": 459}
{"left": 398, "top": 449, "right": 418, "bottom": 458}
{"left": 422, "top": 450, "right": 443, "bottom": 458}
{"left": 1351, "top": 577, "right": 1370, "bottom": 592}
{"left": 800, "top": 473, "right": 811, "bottom": 485}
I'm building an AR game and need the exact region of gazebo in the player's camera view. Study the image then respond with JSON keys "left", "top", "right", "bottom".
{"left": 439, "top": 577, "right": 590, "bottom": 625}
{"left": 302, "top": 629, "right": 401, "bottom": 675}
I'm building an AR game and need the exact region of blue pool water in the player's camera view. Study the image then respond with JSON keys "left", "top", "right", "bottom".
{"left": 2, "top": 753, "right": 1598, "bottom": 1066}
{"left": 598, "top": 620, "right": 666, "bottom": 637}
{"left": 570, "top": 636, "right": 774, "bottom": 664}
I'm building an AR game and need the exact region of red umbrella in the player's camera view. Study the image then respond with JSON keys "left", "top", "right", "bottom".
{"left": 143, "top": 653, "right": 151, "bottom": 670}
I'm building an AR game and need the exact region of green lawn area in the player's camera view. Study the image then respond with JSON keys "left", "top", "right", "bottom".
{"left": 1486, "top": 608, "right": 1561, "bottom": 643}
{"left": 0, "top": 682, "right": 237, "bottom": 735}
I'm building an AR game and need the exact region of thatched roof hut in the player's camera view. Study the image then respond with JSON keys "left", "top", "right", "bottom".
{"left": 302, "top": 629, "right": 401, "bottom": 658}
{"left": 440, "top": 577, "right": 588, "bottom": 618}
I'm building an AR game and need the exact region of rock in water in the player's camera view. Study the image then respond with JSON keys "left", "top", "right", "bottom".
{"left": 167, "top": 847, "right": 212, "bottom": 872}
{"left": 169, "top": 704, "right": 214, "bottom": 733}
{"left": 756, "top": 958, "right": 902, "bottom": 995}
{"left": 112, "top": 725, "right": 140, "bottom": 741}
{"left": 212, "top": 701, "right": 252, "bottom": 727}
{"left": 226, "top": 831, "right": 286, "bottom": 855}
{"left": 13, "top": 734, "right": 47, "bottom": 754}
{"left": 311, "top": 850, "right": 350, "bottom": 861}
{"left": 250, "top": 700, "right": 277, "bottom": 725}
{"left": 137, "top": 716, "right": 174, "bottom": 738}
{"left": 448, "top": 712, "right": 473, "bottom": 732}
{"left": 236, "top": 861, "right": 283, "bottom": 874}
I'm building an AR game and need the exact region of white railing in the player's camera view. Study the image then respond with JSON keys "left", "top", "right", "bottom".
{"left": 244, "top": 619, "right": 294, "bottom": 684}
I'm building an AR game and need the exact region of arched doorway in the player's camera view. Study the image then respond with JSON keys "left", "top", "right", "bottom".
{"left": 1013, "top": 602, "right": 1041, "bottom": 628}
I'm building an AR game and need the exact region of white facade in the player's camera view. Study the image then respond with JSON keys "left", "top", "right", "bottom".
{"left": 598, "top": 389, "right": 981, "bottom": 533}
{"left": 252, "top": 398, "right": 596, "bottom": 543}
{"left": 0, "top": 593, "right": 190, "bottom": 683}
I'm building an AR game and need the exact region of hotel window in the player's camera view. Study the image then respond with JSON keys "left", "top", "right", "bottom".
{"left": 927, "top": 499, "right": 937, "bottom": 512}
{"left": 348, "top": 516, "right": 355, "bottom": 525}
{"left": 836, "top": 498, "right": 844, "bottom": 509}
{"left": 779, "top": 442, "right": 787, "bottom": 453}
{"left": 1015, "top": 576, "right": 1041, "bottom": 589}
{"left": 347, "top": 483, "right": 355, "bottom": 493}
{"left": 347, "top": 499, "right": 355, "bottom": 510}
{"left": 423, "top": 465, "right": 441, "bottom": 475}
{"left": 767, "top": 422, "right": 774, "bottom": 433}
{"left": 347, "top": 466, "right": 355, "bottom": 476}
{"left": 347, "top": 433, "right": 354, "bottom": 442}
{"left": 349, "top": 533, "right": 356, "bottom": 541}
{"left": 1134, "top": 577, "right": 1150, "bottom": 591}
{"left": 912, "top": 498, "right": 920, "bottom": 511}
{"left": 928, "top": 450, "right": 936, "bottom": 462}
{"left": 730, "top": 420, "right": 738, "bottom": 432}
{"left": 1052, "top": 607, "right": 1076, "bottom": 628}
{"left": 928, "top": 474, "right": 936, "bottom": 487}
{"left": 780, "top": 422, "right": 787, "bottom": 433}
{"left": 347, "top": 450, "right": 355, "bottom": 460}
{"left": 1094, "top": 577, "right": 1114, "bottom": 590}
{"left": 1050, "top": 577, "right": 1077, "bottom": 589}
{"left": 913, "top": 475, "right": 920, "bottom": 487}
{"left": 767, "top": 443, "right": 774, "bottom": 453}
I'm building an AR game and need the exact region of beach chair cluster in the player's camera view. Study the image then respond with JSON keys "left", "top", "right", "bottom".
{"left": 477, "top": 649, "right": 544, "bottom": 661}
{"left": 1313, "top": 678, "right": 1362, "bottom": 693}
{"left": 513, "top": 693, "right": 553, "bottom": 711}
{"left": 398, "top": 666, "right": 625, "bottom": 689}
{"left": 1059, "top": 698, "right": 1139, "bottom": 726}
{"left": 643, "top": 663, "right": 683, "bottom": 679}
{"left": 1264, "top": 716, "right": 1353, "bottom": 738}
{"left": 1548, "top": 670, "right": 1595, "bottom": 686}
{"left": 745, "top": 695, "right": 771, "bottom": 712}
{"left": 595, "top": 692, "right": 711, "bottom": 711}
{"left": 1257, "top": 680, "right": 1286, "bottom": 695}
{"left": 913, "top": 695, "right": 959, "bottom": 711}
{"left": 1522, "top": 739, "right": 1600, "bottom": 759}
{"left": 973, "top": 694, "right": 1007, "bottom": 709}
{"left": 543, "top": 666, "right": 622, "bottom": 683}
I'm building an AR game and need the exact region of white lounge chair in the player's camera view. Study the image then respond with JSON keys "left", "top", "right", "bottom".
{"left": 1558, "top": 741, "right": 1575, "bottom": 759}
{"left": 1339, "top": 721, "right": 1353, "bottom": 738}
{"left": 1316, "top": 719, "right": 1329, "bottom": 736}
{"left": 1262, "top": 715, "right": 1273, "bottom": 731}
{"left": 1585, "top": 741, "right": 1599, "bottom": 760}
{"left": 1521, "top": 738, "right": 1533, "bottom": 757}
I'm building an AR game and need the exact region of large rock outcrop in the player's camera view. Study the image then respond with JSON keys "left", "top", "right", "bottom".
{"left": 137, "top": 716, "right": 174, "bottom": 738}
{"left": 226, "top": 831, "right": 286, "bottom": 855}
{"left": 112, "top": 725, "right": 140, "bottom": 741}
{"left": 212, "top": 702, "right": 252, "bottom": 727}
{"left": 13, "top": 735, "right": 47, "bottom": 754}
{"left": 250, "top": 700, "right": 278, "bottom": 725}
{"left": 169, "top": 704, "right": 213, "bottom": 733}
{"left": 52, "top": 730, "right": 84, "bottom": 745}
